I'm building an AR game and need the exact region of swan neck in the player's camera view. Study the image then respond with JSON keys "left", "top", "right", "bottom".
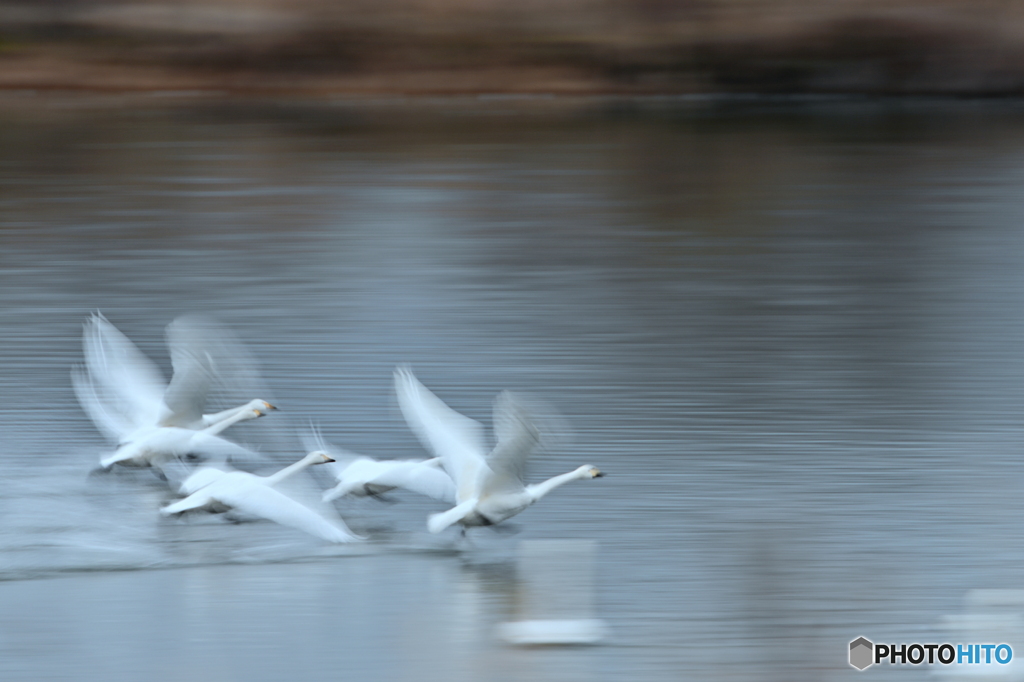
{"left": 201, "top": 405, "right": 248, "bottom": 428}
{"left": 201, "top": 408, "right": 252, "bottom": 436}
{"left": 265, "top": 457, "right": 317, "bottom": 487}
{"left": 527, "top": 469, "right": 584, "bottom": 502}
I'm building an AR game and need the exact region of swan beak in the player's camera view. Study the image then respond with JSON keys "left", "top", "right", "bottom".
{"left": 590, "top": 467, "right": 604, "bottom": 478}
{"left": 262, "top": 401, "right": 278, "bottom": 411}
{"left": 253, "top": 409, "right": 264, "bottom": 418}
{"left": 321, "top": 455, "right": 336, "bottom": 463}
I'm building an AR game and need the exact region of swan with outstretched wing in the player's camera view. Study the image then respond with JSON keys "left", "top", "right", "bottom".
{"left": 305, "top": 426, "right": 457, "bottom": 503}
{"left": 393, "top": 367, "right": 603, "bottom": 534}
{"left": 73, "top": 313, "right": 276, "bottom": 471}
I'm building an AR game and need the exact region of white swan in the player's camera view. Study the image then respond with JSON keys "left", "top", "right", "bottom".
{"left": 322, "top": 457, "right": 456, "bottom": 502}
{"left": 307, "top": 428, "right": 456, "bottom": 503}
{"left": 161, "top": 451, "right": 363, "bottom": 543}
{"left": 393, "top": 367, "right": 603, "bottom": 534}
{"left": 73, "top": 313, "right": 277, "bottom": 470}
{"left": 98, "top": 406, "right": 266, "bottom": 469}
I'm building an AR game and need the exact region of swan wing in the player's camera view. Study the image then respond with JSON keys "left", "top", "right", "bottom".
{"left": 82, "top": 313, "right": 167, "bottom": 430}
{"left": 187, "top": 432, "right": 265, "bottom": 465}
{"left": 394, "top": 366, "right": 487, "bottom": 497}
{"left": 301, "top": 427, "right": 361, "bottom": 469}
{"left": 99, "top": 440, "right": 150, "bottom": 468}
{"left": 321, "top": 457, "right": 385, "bottom": 501}
{"left": 321, "top": 481, "right": 353, "bottom": 502}
{"left": 364, "top": 460, "right": 457, "bottom": 503}
{"left": 300, "top": 423, "right": 330, "bottom": 456}
{"left": 427, "top": 498, "right": 478, "bottom": 534}
{"left": 214, "top": 476, "right": 363, "bottom": 543}
{"left": 482, "top": 391, "right": 539, "bottom": 495}
{"left": 161, "top": 489, "right": 216, "bottom": 515}
{"left": 178, "top": 466, "right": 230, "bottom": 495}
{"left": 160, "top": 316, "right": 218, "bottom": 428}
{"left": 325, "top": 458, "right": 456, "bottom": 502}
{"left": 176, "top": 314, "right": 290, "bottom": 455}
{"left": 72, "top": 365, "right": 136, "bottom": 442}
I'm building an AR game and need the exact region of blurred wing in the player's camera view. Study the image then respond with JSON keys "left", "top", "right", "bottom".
{"left": 161, "top": 490, "right": 215, "bottom": 515}
{"left": 215, "top": 477, "right": 363, "bottom": 543}
{"left": 177, "top": 466, "right": 230, "bottom": 495}
{"left": 483, "top": 391, "right": 540, "bottom": 495}
{"left": 161, "top": 316, "right": 218, "bottom": 428}
{"left": 72, "top": 366, "right": 135, "bottom": 442}
{"left": 188, "top": 432, "right": 266, "bottom": 466}
{"left": 172, "top": 314, "right": 290, "bottom": 459}
{"left": 99, "top": 440, "right": 147, "bottom": 468}
{"left": 321, "top": 481, "right": 352, "bottom": 502}
{"left": 367, "top": 460, "right": 457, "bottom": 503}
{"left": 82, "top": 313, "right": 166, "bottom": 430}
{"left": 301, "top": 426, "right": 361, "bottom": 469}
{"left": 427, "top": 499, "right": 478, "bottom": 534}
{"left": 394, "top": 366, "right": 487, "bottom": 497}
{"left": 300, "top": 423, "right": 329, "bottom": 457}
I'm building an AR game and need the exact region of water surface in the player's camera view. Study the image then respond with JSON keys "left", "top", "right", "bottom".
{"left": 2, "top": 95, "right": 1024, "bottom": 681}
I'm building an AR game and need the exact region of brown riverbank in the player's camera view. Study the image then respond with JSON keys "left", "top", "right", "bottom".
{"left": 1, "top": 1, "right": 1024, "bottom": 95}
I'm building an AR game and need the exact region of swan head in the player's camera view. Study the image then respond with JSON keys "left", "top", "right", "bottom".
{"left": 244, "top": 399, "right": 277, "bottom": 414}
{"left": 234, "top": 406, "right": 269, "bottom": 421}
{"left": 305, "top": 450, "right": 336, "bottom": 465}
{"left": 578, "top": 465, "right": 604, "bottom": 479}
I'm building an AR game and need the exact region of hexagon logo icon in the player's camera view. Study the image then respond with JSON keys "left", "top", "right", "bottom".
{"left": 850, "top": 637, "right": 874, "bottom": 670}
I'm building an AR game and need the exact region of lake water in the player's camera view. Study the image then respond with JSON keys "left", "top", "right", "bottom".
{"left": 2, "top": 94, "right": 1024, "bottom": 681}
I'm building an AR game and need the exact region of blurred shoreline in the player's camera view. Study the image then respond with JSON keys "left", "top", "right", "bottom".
{"left": 2, "top": 1, "right": 1024, "bottom": 96}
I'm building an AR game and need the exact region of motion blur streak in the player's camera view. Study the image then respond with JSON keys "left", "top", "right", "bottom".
{"left": 2, "top": 97, "right": 1024, "bottom": 681}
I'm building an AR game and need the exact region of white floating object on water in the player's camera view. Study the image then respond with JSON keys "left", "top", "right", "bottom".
{"left": 497, "top": 618, "right": 608, "bottom": 645}
{"left": 932, "top": 590, "right": 1024, "bottom": 681}
{"left": 497, "top": 539, "right": 608, "bottom": 646}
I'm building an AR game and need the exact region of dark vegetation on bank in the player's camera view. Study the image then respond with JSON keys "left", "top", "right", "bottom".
{"left": 1, "top": 1, "right": 1023, "bottom": 95}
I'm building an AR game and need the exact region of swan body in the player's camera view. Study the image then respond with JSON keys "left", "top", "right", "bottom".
{"left": 322, "top": 456, "right": 456, "bottom": 502}
{"left": 426, "top": 465, "right": 605, "bottom": 532}
{"left": 394, "top": 367, "right": 603, "bottom": 534}
{"left": 99, "top": 407, "right": 265, "bottom": 469}
{"left": 73, "top": 314, "right": 277, "bottom": 470}
{"left": 304, "top": 427, "right": 457, "bottom": 503}
{"left": 161, "top": 452, "right": 362, "bottom": 543}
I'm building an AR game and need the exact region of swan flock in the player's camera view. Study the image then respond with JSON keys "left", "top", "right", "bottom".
{"left": 74, "top": 314, "right": 604, "bottom": 544}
